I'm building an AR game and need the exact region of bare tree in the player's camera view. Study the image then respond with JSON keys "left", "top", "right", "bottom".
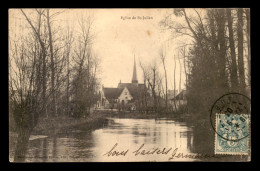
{"left": 146, "top": 61, "right": 158, "bottom": 112}
{"left": 181, "top": 46, "right": 188, "bottom": 89}
{"left": 9, "top": 9, "right": 54, "bottom": 161}
{"left": 10, "top": 9, "right": 74, "bottom": 161}
{"left": 20, "top": 9, "right": 49, "bottom": 117}
{"left": 139, "top": 61, "right": 149, "bottom": 113}
{"left": 46, "top": 9, "right": 57, "bottom": 117}
{"left": 159, "top": 47, "right": 168, "bottom": 111}
{"left": 178, "top": 51, "right": 182, "bottom": 107}
{"left": 70, "top": 13, "right": 99, "bottom": 117}
{"left": 10, "top": 11, "right": 46, "bottom": 161}
{"left": 63, "top": 21, "right": 74, "bottom": 116}
{"left": 173, "top": 55, "right": 177, "bottom": 111}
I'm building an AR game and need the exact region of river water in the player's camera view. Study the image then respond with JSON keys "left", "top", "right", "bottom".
{"left": 10, "top": 117, "right": 207, "bottom": 162}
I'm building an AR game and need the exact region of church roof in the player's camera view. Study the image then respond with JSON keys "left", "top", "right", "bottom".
{"left": 117, "top": 83, "right": 146, "bottom": 99}
{"left": 117, "top": 83, "right": 145, "bottom": 89}
{"left": 103, "top": 87, "right": 124, "bottom": 100}
{"left": 102, "top": 57, "right": 149, "bottom": 101}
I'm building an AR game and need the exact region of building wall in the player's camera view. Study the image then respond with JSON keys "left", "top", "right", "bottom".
{"left": 96, "top": 98, "right": 111, "bottom": 109}
{"left": 118, "top": 87, "right": 133, "bottom": 103}
{"left": 104, "top": 99, "right": 111, "bottom": 109}
{"left": 98, "top": 87, "right": 134, "bottom": 109}
{"left": 168, "top": 90, "right": 179, "bottom": 99}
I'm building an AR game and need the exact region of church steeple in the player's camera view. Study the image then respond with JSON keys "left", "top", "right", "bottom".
{"left": 132, "top": 56, "right": 138, "bottom": 84}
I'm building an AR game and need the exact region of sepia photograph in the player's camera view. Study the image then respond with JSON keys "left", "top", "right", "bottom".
{"left": 8, "top": 8, "right": 251, "bottom": 162}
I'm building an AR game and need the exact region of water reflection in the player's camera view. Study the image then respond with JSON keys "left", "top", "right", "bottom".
{"left": 21, "top": 117, "right": 198, "bottom": 162}
{"left": 190, "top": 123, "right": 214, "bottom": 155}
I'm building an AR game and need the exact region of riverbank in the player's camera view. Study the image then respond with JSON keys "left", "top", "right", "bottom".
{"left": 31, "top": 113, "right": 109, "bottom": 136}
{"left": 9, "top": 113, "right": 109, "bottom": 162}
{"left": 9, "top": 113, "right": 109, "bottom": 138}
{"left": 96, "top": 110, "right": 195, "bottom": 121}
{"left": 10, "top": 111, "right": 207, "bottom": 137}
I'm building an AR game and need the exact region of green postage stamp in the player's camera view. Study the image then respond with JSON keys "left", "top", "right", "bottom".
{"left": 215, "top": 113, "right": 250, "bottom": 155}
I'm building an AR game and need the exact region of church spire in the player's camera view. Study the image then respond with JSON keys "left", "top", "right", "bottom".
{"left": 132, "top": 55, "right": 138, "bottom": 84}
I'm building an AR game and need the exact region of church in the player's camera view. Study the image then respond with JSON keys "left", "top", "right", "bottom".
{"left": 96, "top": 57, "right": 147, "bottom": 110}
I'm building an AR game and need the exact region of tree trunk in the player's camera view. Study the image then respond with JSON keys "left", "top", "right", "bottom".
{"left": 152, "top": 70, "right": 157, "bottom": 112}
{"left": 42, "top": 49, "right": 47, "bottom": 118}
{"left": 245, "top": 9, "right": 250, "bottom": 88}
{"left": 178, "top": 53, "right": 182, "bottom": 107}
{"left": 162, "top": 59, "right": 168, "bottom": 111}
{"left": 237, "top": 8, "right": 246, "bottom": 93}
{"left": 216, "top": 9, "right": 228, "bottom": 90}
{"left": 226, "top": 9, "right": 239, "bottom": 91}
{"left": 183, "top": 47, "right": 188, "bottom": 89}
{"left": 47, "top": 9, "right": 57, "bottom": 117}
{"left": 14, "top": 127, "right": 30, "bottom": 162}
{"left": 67, "top": 51, "right": 70, "bottom": 116}
{"left": 208, "top": 9, "right": 219, "bottom": 91}
{"left": 173, "top": 57, "right": 177, "bottom": 111}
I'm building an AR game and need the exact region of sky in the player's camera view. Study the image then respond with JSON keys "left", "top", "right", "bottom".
{"left": 90, "top": 9, "right": 187, "bottom": 90}
{"left": 9, "top": 8, "right": 189, "bottom": 91}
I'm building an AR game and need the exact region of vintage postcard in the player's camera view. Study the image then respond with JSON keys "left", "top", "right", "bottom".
{"left": 9, "top": 8, "right": 251, "bottom": 162}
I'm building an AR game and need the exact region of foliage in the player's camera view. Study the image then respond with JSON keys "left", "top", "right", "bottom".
{"left": 160, "top": 8, "right": 250, "bottom": 117}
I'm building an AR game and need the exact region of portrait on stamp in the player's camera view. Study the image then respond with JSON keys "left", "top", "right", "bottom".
{"left": 9, "top": 8, "right": 251, "bottom": 162}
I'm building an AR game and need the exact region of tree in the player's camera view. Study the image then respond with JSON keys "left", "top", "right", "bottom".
{"left": 173, "top": 55, "right": 177, "bottom": 111}
{"left": 226, "top": 9, "right": 239, "bottom": 91}
{"left": 63, "top": 21, "right": 74, "bottom": 116}
{"left": 9, "top": 9, "right": 90, "bottom": 161}
{"left": 161, "top": 8, "right": 250, "bottom": 115}
{"left": 215, "top": 9, "right": 228, "bottom": 90}
{"left": 10, "top": 9, "right": 52, "bottom": 161}
{"left": 237, "top": 8, "right": 246, "bottom": 93}
{"left": 70, "top": 14, "right": 99, "bottom": 117}
{"left": 20, "top": 9, "right": 49, "bottom": 118}
{"left": 46, "top": 9, "right": 57, "bottom": 117}
{"left": 245, "top": 9, "right": 250, "bottom": 88}
{"left": 139, "top": 61, "right": 149, "bottom": 112}
{"left": 159, "top": 47, "right": 168, "bottom": 110}
{"left": 178, "top": 51, "right": 182, "bottom": 107}
{"left": 140, "top": 60, "right": 159, "bottom": 112}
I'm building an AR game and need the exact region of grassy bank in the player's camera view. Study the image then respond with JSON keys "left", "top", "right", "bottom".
{"left": 10, "top": 110, "right": 207, "bottom": 137}
{"left": 9, "top": 113, "right": 108, "bottom": 161}
{"left": 31, "top": 113, "right": 108, "bottom": 136}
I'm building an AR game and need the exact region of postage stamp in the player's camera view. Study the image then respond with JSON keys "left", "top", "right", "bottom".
{"left": 210, "top": 93, "right": 251, "bottom": 155}
{"left": 215, "top": 113, "right": 250, "bottom": 155}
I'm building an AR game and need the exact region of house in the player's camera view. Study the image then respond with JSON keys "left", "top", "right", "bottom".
{"left": 96, "top": 57, "right": 147, "bottom": 110}
{"left": 170, "top": 90, "right": 187, "bottom": 110}
{"left": 168, "top": 89, "right": 179, "bottom": 100}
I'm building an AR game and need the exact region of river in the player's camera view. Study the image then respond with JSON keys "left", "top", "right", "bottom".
{"left": 9, "top": 117, "right": 209, "bottom": 162}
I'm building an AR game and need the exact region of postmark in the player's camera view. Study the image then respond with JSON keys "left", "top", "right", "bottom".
{"left": 210, "top": 93, "right": 251, "bottom": 155}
